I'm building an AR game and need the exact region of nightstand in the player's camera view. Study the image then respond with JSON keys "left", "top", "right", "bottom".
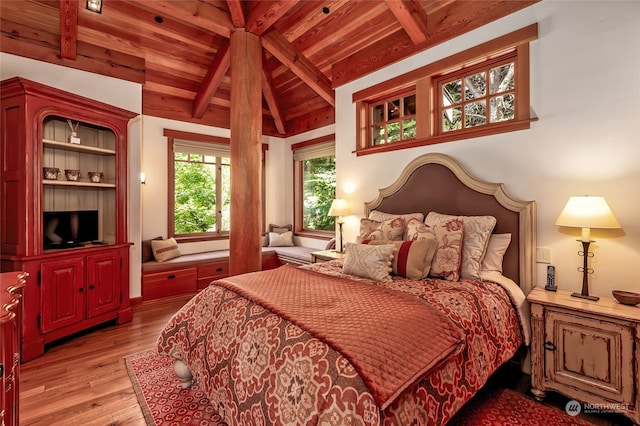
{"left": 310, "top": 250, "right": 345, "bottom": 263}
{"left": 527, "top": 287, "right": 640, "bottom": 424}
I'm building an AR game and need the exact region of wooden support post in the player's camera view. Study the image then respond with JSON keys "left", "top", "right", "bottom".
{"left": 229, "top": 29, "right": 262, "bottom": 275}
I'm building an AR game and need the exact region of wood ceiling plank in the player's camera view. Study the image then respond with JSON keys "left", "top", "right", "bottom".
{"left": 284, "top": 104, "right": 335, "bottom": 137}
{"left": 59, "top": 0, "right": 78, "bottom": 60}
{"left": 245, "top": 0, "right": 301, "bottom": 36}
{"left": 275, "top": 0, "right": 350, "bottom": 41}
{"left": 262, "top": 30, "right": 334, "bottom": 107}
{"left": 331, "top": 0, "right": 538, "bottom": 87}
{"left": 133, "top": 0, "right": 234, "bottom": 38}
{"left": 384, "top": 0, "right": 428, "bottom": 44}
{"left": 193, "top": 39, "right": 231, "bottom": 118}
{"left": 1, "top": 19, "right": 144, "bottom": 83}
{"left": 95, "top": 2, "right": 220, "bottom": 52}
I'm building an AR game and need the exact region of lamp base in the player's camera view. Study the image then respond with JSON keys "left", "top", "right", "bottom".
{"left": 571, "top": 292, "right": 599, "bottom": 301}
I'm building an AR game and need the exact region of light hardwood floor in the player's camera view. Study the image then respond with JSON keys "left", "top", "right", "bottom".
{"left": 19, "top": 293, "right": 633, "bottom": 426}
{"left": 19, "top": 294, "right": 194, "bottom": 426}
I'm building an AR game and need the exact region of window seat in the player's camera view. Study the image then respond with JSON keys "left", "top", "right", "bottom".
{"left": 141, "top": 246, "right": 318, "bottom": 300}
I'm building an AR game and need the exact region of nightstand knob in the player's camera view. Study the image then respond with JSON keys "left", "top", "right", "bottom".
{"left": 544, "top": 341, "right": 557, "bottom": 351}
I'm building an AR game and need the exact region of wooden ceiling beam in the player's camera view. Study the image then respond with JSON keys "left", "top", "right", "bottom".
{"left": 226, "top": 0, "right": 245, "bottom": 28}
{"left": 262, "top": 30, "right": 334, "bottom": 107}
{"left": 384, "top": 0, "right": 428, "bottom": 44}
{"left": 192, "top": 40, "right": 231, "bottom": 118}
{"left": 261, "top": 52, "right": 286, "bottom": 134}
{"left": 245, "top": 0, "right": 300, "bottom": 36}
{"left": 59, "top": 0, "right": 78, "bottom": 60}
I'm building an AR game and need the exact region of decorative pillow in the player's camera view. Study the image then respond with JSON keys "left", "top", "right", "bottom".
{"left": 481, "top": 233, "right": 512, "bottom": 273}
{"left": 426, "top": 212, "right": 496, "bottom": 280}
{"left": 269, "top": 231, "right": 294, "bottom": 247}
{"left": 264, "top": 224, "right": 293, "bottom": 246}
{"left": 367, "top": 239, "right": 438, "bottom": 280}
{"left": 406, "top": 217, "right": 464, "bottom": 281}
{"left": 356, "top": 217, "right": 405, "bottom": 243}
{"left": 141, "top": 236, "right": 163, "bottom": 263}
{"left": 342, "top": 243, "right": 394, "bottom": 282}
{"left": 151, "top": 238, "right": 182, "bottom": 262}
{"left": 368, "top": 211, "right": 424, "bottom": 239}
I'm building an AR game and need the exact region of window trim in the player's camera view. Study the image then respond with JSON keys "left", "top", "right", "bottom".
{"left": 292, "top": 134, "right": 336, "bottom": 239}
{"left": 353, "top": 24, "right": 538, "bottom": 156}
{"left": 165, "top": 128, "right": 267, "bottom": 243}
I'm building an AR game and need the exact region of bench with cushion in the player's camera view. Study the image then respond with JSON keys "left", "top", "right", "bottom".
{"left": 141, "top": 246, "right": 318, "bottom": 300}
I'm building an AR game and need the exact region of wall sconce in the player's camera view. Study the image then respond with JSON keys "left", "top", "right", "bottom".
{"left": 328, "top": 199, "right": 352, "bottom": 253}
{"left": 86, "top": 0, "right": 102, "bottom": 14}
{"left": 555, "top": 195, "right": 621, "bottom": 301}
{"left": 140, "top": 172, "right": 146, "bottom": 185}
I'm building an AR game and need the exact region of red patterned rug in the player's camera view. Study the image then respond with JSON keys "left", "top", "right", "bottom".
{"left": 126, "top": 349, "right": 593, "bottom": 426}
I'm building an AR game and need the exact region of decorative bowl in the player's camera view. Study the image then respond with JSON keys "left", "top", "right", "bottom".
{"left": 612, "top": 290, "right": 640, "bottom": 306}
{"left": 65, "top": 169, "right": 80, "bottom": 181}
{"left": 88, "top": 171, "right": 103, "bottom": 183}
{"left": 43, "top": 167, "right": 60, "bottom": 180}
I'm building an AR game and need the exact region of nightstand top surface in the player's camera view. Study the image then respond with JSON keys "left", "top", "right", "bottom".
{"left": 527, "top": 287, "right": 640, "bottom": 323}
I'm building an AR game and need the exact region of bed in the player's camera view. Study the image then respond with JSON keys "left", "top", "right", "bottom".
{"left": 156, "top": 152, "right": 537, "bottom": 425}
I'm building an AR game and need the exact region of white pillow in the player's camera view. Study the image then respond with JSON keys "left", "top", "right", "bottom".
{"left": 342, "top": 243, "right": 394, "bottom": 282}
{"left": 269, "top": 231, "right": 294, "bottom": 247}
{"left": 426, "top": 212, "right": 496, "bottom": 280}
{"left": 151, "top": 237, "right": 182, "bottom": 262}
{"left": 481, "top": 233, "right": 512, "bottom": 273}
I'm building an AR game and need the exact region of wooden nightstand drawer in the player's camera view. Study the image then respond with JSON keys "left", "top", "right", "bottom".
{"left": 143, "top": 267, "right": 197, "bottom": 300}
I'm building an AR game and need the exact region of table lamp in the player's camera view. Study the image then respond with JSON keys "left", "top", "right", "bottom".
{"left": 555, "top": 195, "right": 621, "bottom": 301}
{"left": 328, "top": 199, "right": 351, "bottom": 253}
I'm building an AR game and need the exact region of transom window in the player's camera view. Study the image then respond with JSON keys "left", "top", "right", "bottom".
{"left": 370, "top": 93, "right": 416, "bottom": 145}
{"left": 353, "top": 24, "right": 537, "bottom": 156}
{"left": 438, "top": 55, "right": 516, "bottom": 133}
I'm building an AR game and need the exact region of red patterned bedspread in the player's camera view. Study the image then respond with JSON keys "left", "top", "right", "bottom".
{"left": 157, "top": 261, "right": 524, "bottom": 425}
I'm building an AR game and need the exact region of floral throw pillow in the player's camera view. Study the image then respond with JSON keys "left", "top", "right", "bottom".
{"left": 426, "top": 212, "right": 496, "bottom": 280}
{"left": 356, "top": 217, "right": 405, "bottom": 242}
{"left": 406, "top": 217, "right": 464, "bottom": 281}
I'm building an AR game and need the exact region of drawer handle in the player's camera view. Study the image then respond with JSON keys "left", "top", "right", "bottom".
{"left": 216, "top": 267, "right": 223, "bottom": 272}
{"left": 167, "top": 274, "right": 176, "bottom": 279}
{"left": 544, "top": 341, "right": 557, "bottom": 351}
{"left": 0, "top": 363, "right": 3, "bottom": 378}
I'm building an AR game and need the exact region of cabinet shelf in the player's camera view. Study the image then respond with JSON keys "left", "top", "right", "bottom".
{"left": 42, "top": 139, "right": 116, "bottom": 156}
{"left": 43, "top": 179, "right": 116, "bottom": 188}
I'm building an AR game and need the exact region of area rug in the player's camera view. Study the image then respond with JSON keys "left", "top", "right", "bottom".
{"left": 126, "top": 349, "right": 593, "bottom": 426}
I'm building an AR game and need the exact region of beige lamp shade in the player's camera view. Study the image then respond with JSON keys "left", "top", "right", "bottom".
{"left": 328, "top": 199, "right": 352, "bottom": 218}
{"left": 555, "top": 196, "right": 621, "bottom": 241}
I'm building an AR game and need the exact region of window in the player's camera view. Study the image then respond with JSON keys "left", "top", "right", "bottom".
{"left": 293, "top": 135, "right": 336, "bottom": 236}
{"left": 438, "top": 55, "right": 516, "bottom": 133}
{"left": 370, "top": 93, "right": 416, "bottom": 145}
{"left": 165, "top": 129, "right": 266, "bottom": 242}
{"left": 354, "top": 24, "right": 537, "bottom": 156}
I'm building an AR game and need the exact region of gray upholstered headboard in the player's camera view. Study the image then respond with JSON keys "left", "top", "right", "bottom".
{"left": 364, "top": 153, "right": 536, "bottom": 294}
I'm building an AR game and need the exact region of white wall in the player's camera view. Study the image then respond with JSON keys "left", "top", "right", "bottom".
{"left": 334, "top": 1, "right": 640, "bottom": 296}
{"left": 0, "top": 53, "right": 145, "bottom": 297}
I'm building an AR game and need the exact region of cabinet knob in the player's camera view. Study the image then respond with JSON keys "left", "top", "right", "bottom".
{"left": 216, "top": 267, "right": 223, "bottom": 272}
{"left": 89, "top": 285, "right": 95, "bottom": 290}
{"left": 167, "top": 274, "right": 176, "bottom": 279}
{"left": 544, "top": 341, "right": 557, "bottom": 351}
{"left": 79, "top": 287, "right": 84, "bottom": 292}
